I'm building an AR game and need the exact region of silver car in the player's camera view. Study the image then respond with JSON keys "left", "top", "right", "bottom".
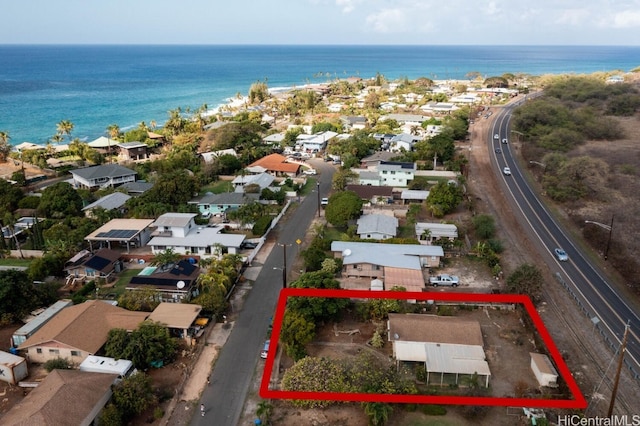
{"left": 554, "top": 248, "right": 568, "bottom": 261}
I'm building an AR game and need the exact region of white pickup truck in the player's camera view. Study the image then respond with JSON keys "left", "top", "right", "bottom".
{"left": 429, "top": 274, "right": 460, "bottom": 287}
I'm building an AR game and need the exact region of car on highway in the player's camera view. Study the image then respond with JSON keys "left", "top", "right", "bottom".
{"left": 502, "top": 138, "right": 508, "bottom": 144}
{"left": 260, "top": 340, "right": 270, "bottom": 359}
{"left": 503, "top": 167, "right": 511, "bottom": 176}
{"left": 495, "top": 148, "right": 502, "bottom": 154}
{"left": 554, "top": 248, "right": 569, "bottom": 261}
{"left": 494, "top": 134, "right": 499, "bottom": 139}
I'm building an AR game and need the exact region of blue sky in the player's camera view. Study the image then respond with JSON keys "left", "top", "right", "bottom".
{"left": 2, "top": 0, "right": 640, "bottom": 45}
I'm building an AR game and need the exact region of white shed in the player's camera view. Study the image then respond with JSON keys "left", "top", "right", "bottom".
{"left": 0, "top": 351, "right": 28, "bottom": 385}
{"left": 530, "top": 352, "right": 558, "bottom": 387}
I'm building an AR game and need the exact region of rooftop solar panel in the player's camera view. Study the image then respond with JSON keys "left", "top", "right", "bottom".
{"left": 95, "top": 229, "right": 137, "bottom": 239}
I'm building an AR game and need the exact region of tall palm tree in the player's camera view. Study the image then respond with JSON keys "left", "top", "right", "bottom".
{"left": 56, "top": 120, "right": 74, "bottom": 142}
{"left": 106, "top": 124, "right": 120, "bottom": 140}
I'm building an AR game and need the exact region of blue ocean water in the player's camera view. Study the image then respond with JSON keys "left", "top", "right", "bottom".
{"left": 1, "top": 45, "right": 639, "bottom": 145}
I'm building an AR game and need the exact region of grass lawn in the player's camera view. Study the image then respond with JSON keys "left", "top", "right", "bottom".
{"left": 200, "top": 180, "right": 234, "bottom": 194}
{"left": 0, "top": 258, "right": 33, "bottom": 267}
{"left": 98, "top": 267, "right": 141, "bottom": 298}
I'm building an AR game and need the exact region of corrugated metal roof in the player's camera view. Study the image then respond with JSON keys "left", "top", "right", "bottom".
{"left": 357, "top": 214, "right": 398, "bottom": 237}
{"left": 332, "top": 241, "right": 443, "bottom": 270}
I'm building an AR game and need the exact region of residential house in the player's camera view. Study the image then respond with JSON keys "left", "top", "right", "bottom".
{"left": 247, "top": 153, "right": 300, "bottom": 177}
{"left": 1, "top": 216, "right": 44, "bottom": 241}
{"left": 127, "top": 259, "right": 201, "bottom": 302}
{"left": 356, "top": 170, "right": 382, "bottom": 186}
{"left": 87, "top": 136, "right": 119, "bottom": 155}
{"left": 415, "top": 223, "right": 458, "bottom": 245}
{"left": 82, "top": 192, "right": 131, "bottom": 218}
{"left": 378, "top": 161, "right": 416, "bottom": 187}
{"left": 147, "top": 213, "right": 245, "bottom": 258}
{"left": 231, "top": 172, "right": 275, "bottom": 193}
{"left": 70, "top": 164, "right": 136, "bottom": 190}
{"left": 380, "top": 114, "right": 429, "bottom": 127}
{"left": 400, "top": 190, "right": 429, "bottom": 204}
{"left": 63, "top": 248, "right": 123, "bottom": 287}
{"left": 295, "top": 131, "right": 337, "bottom": 153}
{"left": 85, "top": 218, "right": 155, "bottom": 253}
{"left": 331, "top": 241, "right": 444, "bottom": 292}
{"left": 340, "top": 116, "right": 367, "bottom": 131}
{"left": 0, "top": 369, "right": 118, "bottom": 426}
{"left": 389, "top": 133, "right": 421, "bottom": 152}
{"left": 188, "top": 192, "right": 259, "bottom": 217}
{"left": 345, "top": 185, "right": 394, "bottom": 205}
{"left": 147, "top": 302, "right": 203, "bottom": 339}
{"left": 116, "top": 141, "right": 148, "bottom": 162}
{"left": 262, "top": 133, "right": 285, "bottom": 146}
{"left": 359, "top": 151, "right": 397, "bottom": 168}
{"left": 18, "top": 300, "right": 148, "bottom": 364}
{"left": 388, "top": 314, "right": 491, "bottom": 387}
{"left": 119, "top": 180, "right": 154, "bottom": 196}
{"left": 12, "top": 300, "right": 74, "bottom": 348}
{"left": 357, "top": 214, "right": 398, "bottom": 240}
{"left": 420, "top": 102, "right": 460, "bottom": 114}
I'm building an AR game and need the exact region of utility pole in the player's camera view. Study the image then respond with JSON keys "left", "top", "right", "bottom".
{"left": 607, "top": 321, "right": 630, "bottom": 417}
{"left": 604, "top": 215, "right": 614, "bottom": 261}
{"left": 316, "top": 181, "right": 321, "bottom": 218}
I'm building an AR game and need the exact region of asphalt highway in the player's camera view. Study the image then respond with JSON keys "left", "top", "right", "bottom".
{"left": 490, "top": 102, "right": 640, "bottom": 383}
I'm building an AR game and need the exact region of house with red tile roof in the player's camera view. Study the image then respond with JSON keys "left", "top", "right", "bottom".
{"left": 247, "top": 153, "right": 300, "bottom": 177}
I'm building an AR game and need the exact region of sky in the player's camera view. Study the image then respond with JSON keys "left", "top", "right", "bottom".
{"left": 1, "top": 0, "right": 640, "bottom": 45}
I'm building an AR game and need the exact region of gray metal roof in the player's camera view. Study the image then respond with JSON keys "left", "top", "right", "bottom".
{"left": 70, "top": 164, "right": 136, "bottom": 180}
{"left": 357, "top": 214, "right": 398, "bottom": 237}
{"left": 415, "top": 223, "right": 458, "bottom": 239}
{"left": 401, "top": 190, "right": 430, "bottom": 200}
{"left": 331, "top": 241, "right": 443, "bottom": 270}
{"left": 192, "top": 192, "right": 259, "bottom": 205}
{"left": 148, "top": 227, "right": 245, "bottom": 249}
{"left": 120, "top": 181, "right": 154, "bottom": 194}
{"left": 152, "top": 213, "right": 197, "bottom": 228}
{"left": 117, "top": 141, "right": 147, "bottom": 149}
{"left": 82, "top": 192, "right": 131, "bottom": 211}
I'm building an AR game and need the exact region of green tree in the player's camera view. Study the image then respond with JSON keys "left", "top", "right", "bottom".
{"left": 280, "top": 310, "right": 315, "bottom": 360}
{"left": 248, "top": 80, "right": 269, "bottom": 104}
{"left": 472, "top": 214, "right": 496, "bottom": 240}
{"left": 43, "top": 357, "right": 72, "bottom": 372}
{"left": 98, "top": 404, "right": 122, "bottom": 426}
{"left": 38, "top": 182, "right": 83, "bottom": 218}
{"left": 105, "top": 321, "right": 179, "bottom": 370}
{"left": 112, "top": 372, "right": 157, "bottom": 419}
{"left": 363, "top": 402, "right": 393, "bottom": 426}
{"left": 0, "top": 179, "right": 24, "bottom": 218}
{"left": 0, "top": 270, "right": 56, "bottom": 324}
{"left": 256, "top": 400, "right": 274, "bottom": 425}
{"left": 426, "top": 181, "right": 463, "bottom": 218}
{"left": 151, "top": 248, "right": 181, "bottom": 267}
{"left": 117, "top": 287, "right": 161, "bottom": 312}
{"left": 287, "top": 271, "right": 349, "bottom": 322}
{"left": 505, "top": 264, "right": 544, "bottom": 303}
{"left": 331, "top": 168, "right": 357, "bottom": 191}
{"left": 325, "top": 190, "right": 363, "bottom": 227}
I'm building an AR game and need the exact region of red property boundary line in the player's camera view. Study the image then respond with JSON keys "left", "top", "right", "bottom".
{"left": 259, "top": 288, "right": 587, "bottom": 409}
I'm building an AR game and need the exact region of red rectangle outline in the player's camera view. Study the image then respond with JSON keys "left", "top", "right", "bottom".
{"left": 260, "top": 288, "right": 587, "bottom": 409}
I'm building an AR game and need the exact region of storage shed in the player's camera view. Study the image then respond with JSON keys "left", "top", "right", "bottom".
{"left": 530, "top": 352, "right": 558, "bottom": 387}
{"left": 0, "top": 351, "right": 28, "bottom": 385}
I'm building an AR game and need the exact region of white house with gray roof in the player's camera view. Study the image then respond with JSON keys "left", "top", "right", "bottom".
{"left": 70, "top": 164, "right": 137, "bottom": 190}
{"left": 415, "top": 223, "right": 458, "bottom": 245}
{"left": 231, "top": 172, "right": 275, "bottom": 193}
{"left": 357, "top": 214, "right": 398, "bottom": 240}
{"left": 389, "top": 133, "right": 421, "bottom": 152}
{"left": 378, "top": 161, "right": 416, "bottom": 187}
{"left": 148, "top": 213, "right": 246, "bottom": 258}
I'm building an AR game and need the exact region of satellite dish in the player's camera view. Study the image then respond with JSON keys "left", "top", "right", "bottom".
{"left": 176, "top": 281, "right": 186, "bottom": 289}
{"left": 343, "top": 249, "right": 351, "bottom": 257}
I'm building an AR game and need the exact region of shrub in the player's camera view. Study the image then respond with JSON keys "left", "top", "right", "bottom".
{"left": 421, "top": 404, "right": 447, "bottom": 415}
{"left": 252, "top": 215, "right": 272, "bottom": 236}
{"left": 43, "top": 357, "right": 71, "bottom": 372}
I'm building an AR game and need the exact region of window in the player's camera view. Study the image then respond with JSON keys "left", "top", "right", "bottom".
{"left": 49, "top": 349, "right": 60, "bottom": 355}
{"left": 71, "top": 350, "right": 80, "bottom": 357}
{"left": 36, "top": 348, "right": 42, "bottom": 354}
{"left": 353, "top": 264, "right": 358, "bottom": 269}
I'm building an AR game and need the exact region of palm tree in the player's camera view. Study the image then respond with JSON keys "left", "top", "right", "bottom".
{"left": 106, "top": 124, "right": 120, "bottom": 140}
{"left": 256, "top": 400, "right": 274, "bottom": 425}
{"left": 56, "top": 120, "right": 74, "bottom": 142}
{"left": 363, "top": 402, "right": 392, "bottom": 426}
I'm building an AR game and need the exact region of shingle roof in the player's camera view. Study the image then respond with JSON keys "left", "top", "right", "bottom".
{"left": 388, "top": 314, "right": 484, "bottom": 346}
{"left": 0, "top": 369, "right": 117, "bottom": 426}
{"left": 70, "top": 164, "right": 136, "bottom": 180}
{"left": 18, "top": 300, "right": 148, "bottom": 353}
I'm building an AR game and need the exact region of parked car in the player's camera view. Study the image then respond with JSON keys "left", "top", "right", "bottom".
{"left": 503, "top": 167, "right": 511, "bottom": 176}
{"left": 303, "top": 169, "right": 317, "bottom": 175}
{"left": 321, "top": 197, "right": 329, "bottom": 206}
{"left": 260, "top": 340, "right": 270, "bottom": 359}
{"left": 554, "top": 248, "right": 569, "bottom": 261}
{"left": 429, "top": 274, "right": 460, "bottom": 287}
{"left": 241, "top": 241, "right": 258, "bottom": 250}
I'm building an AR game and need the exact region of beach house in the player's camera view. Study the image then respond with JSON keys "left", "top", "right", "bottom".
{"left": 70, "top": 164, "right": 137, "bottom": 190}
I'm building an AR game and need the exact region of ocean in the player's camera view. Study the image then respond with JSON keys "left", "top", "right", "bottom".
{"left": 1, "top": 45, "right": 639, "bottom": 145}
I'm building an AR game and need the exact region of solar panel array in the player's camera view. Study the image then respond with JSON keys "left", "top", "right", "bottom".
{"left": 95, "top": 229, "right": 138, "bottom": 239}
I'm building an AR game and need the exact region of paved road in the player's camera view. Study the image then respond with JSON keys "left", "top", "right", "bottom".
{"left": 490, "top": 102, "right": 640, "bottom": 383}
{"left": 193, "top": 160, "right": 335, "bottom": 426}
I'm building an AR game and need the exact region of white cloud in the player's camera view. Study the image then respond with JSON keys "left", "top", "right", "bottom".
{"left": 485, "top": 1, "right": 501, "bottom": 17}
{"left": 609, "top": 10, "right": 640, "bottom": 28}
{"left": 555, "top": 8, "right": 590, "bottom": 26}
{"left": 336, "top": 0, "right": 362, "bottom": 13}
{"left": 365, "top": 8, "right": 407, "bottom": 33}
